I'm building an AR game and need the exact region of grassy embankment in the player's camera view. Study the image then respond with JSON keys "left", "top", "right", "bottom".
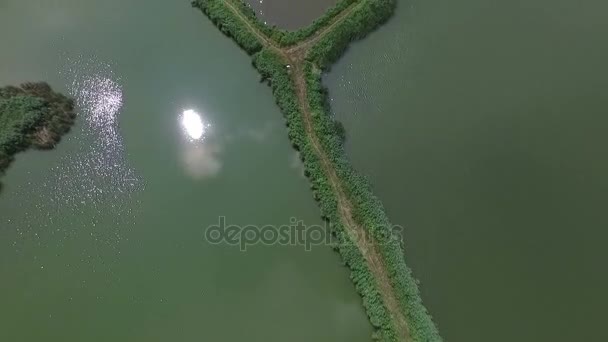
{"left": 0, "top": 83, "right": 76, "bottom": 190}
{"left": 192, "top": 0, "right": 442, "bottom": 341}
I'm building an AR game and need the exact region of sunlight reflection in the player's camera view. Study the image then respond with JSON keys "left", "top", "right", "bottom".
{"left": 178, "top": 108, "right": 219, "bottom": 179}
{"left": 181, "top": 109, "right": 207, "bottom": 140}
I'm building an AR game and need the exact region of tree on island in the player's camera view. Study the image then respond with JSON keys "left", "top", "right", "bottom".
{"left": 0, "top": 82, "right": 76, "bottom": 191}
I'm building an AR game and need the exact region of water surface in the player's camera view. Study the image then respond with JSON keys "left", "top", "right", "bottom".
{"left": 326, "top": 0, "right": 608, "bottom": 340}
{"left": 0, "top": 0, "right": 372, "bottom": 341}
{"left": 245, "top": 0, "right": 338, "bottom": 30}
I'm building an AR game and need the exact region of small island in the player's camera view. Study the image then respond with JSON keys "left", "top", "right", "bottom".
{"left": 0, "top": 82, "right": 76, "bottom": 189}
{"left": 192, "top": 0, "right": 441, "bottom": 341}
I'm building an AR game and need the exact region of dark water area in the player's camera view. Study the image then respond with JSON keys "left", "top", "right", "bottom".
{"left": 326, "top": 0, "right": 608, "bottom": 341}
{"left": 244, "top": 0, "right": 338, "bottom": 30}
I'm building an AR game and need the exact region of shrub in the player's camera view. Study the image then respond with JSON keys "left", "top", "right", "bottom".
{"left": 0, "top": 83, "right": 76, "bottom": 180}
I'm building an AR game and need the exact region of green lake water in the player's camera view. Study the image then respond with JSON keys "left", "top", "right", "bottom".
{"left": 0, "top": 0, "right": 372, "bottom": 341}
{"left": 325, "top": 0, "right": 608, "bottom": 341}
{"left": 2, "top": 0, "right": 607, "bottom": 341}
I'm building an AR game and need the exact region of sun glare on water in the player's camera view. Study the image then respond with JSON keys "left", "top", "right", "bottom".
{"left": 181, "top": 109, "right": 206, "bottom": 140}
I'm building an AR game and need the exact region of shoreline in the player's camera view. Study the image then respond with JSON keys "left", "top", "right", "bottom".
{"left": 0, "top": 82, "right": 76, "bottom": 189}
{"left": 192, "top": 0, "right": 441, "bottom": 340}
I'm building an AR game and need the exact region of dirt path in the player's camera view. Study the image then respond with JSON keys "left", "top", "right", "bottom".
{"left": 291, "top": 63, "right": 411, "bottom": 341}
{"left": 223, "top": 1, "right": 412, "bottom": 340}
{"left": 224, "top": 0, "right": 281, "bottom": 50}
{"left": 284, "top": 2, "right": 362, "bottom": 61}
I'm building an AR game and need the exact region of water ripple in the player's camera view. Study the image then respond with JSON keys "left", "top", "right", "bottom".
{"left": 5, "top": 55, "right": 143, "bottom": 263}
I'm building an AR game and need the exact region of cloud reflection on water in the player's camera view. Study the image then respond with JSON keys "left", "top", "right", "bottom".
{"left": 181, "top": 142, "right": 222, "bottom": 180}
{"left": 178, "top": 108, "right": 222, "bottom": 180}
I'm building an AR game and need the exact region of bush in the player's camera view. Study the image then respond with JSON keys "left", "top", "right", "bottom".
{"left": 0, "top": 83, "right": 76, "bottom": 179}
{"left": 192, "top": 0, "right": 265, "bottom": 54}
{"left": 304, "top": 62, "right": 442, "bottom": 342}
{"left": 307, "top": 0, "right": 396, "bottom": 69}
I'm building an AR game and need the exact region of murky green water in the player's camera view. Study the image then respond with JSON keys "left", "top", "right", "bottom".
{"left": 0, "top": 1, "right": 372, "bottom": 341}
{"left": 4, "top": 0, "right": 607, "bottom": 340}
{"left": 245, "top": 0, "right": 338, "bottom": 30}
{"left": 326, "top": 0, "right": 608, "bottom": 341}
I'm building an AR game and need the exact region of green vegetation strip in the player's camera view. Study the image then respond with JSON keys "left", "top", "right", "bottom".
{"left": 0, "top": 83, "right": 76, "bottom": 187}
{"left": 192, "top": 0, "right": 441, "bottom": 340}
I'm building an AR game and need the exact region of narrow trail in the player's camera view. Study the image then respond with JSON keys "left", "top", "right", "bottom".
{"left": 223, "top": 1, "right": 412, "bottom": 340}
{"left": 284, "top": 2, "right": 362, "bottom": 60}
{"left": 292, "top": 64, "right": 411, "bottom": 341}
{"left": 224, "top": 0, "right": 281, "bottom": 50}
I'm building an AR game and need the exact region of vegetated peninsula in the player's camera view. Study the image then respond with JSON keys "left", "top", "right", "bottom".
{"left": 0, "top": 82, "right": 76, "bottom": 189}
{"left": 192, "top": 0, "right": 442, "bottom": 341}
